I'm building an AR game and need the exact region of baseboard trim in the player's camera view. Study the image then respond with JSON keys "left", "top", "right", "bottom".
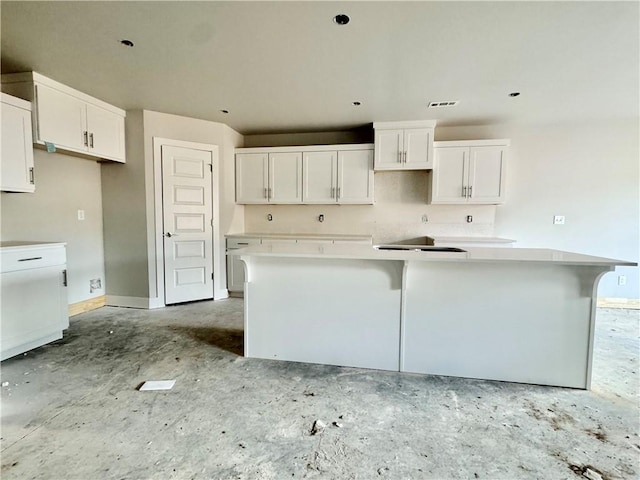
{"left": 105, "top": 295, "right": 160, "bottom": 309}
{"left": 597, "top": 297, "right": 640, "bottom": 309}
{"left": 69, "top": 295, "right": 106, "bottom": 317}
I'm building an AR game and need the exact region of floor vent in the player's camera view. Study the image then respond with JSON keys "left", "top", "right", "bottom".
{"left": 428, "top": 100, "right": 459, "bottom": 108}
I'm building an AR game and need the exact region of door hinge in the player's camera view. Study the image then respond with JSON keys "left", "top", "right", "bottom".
{"left": 211, "top": 218, "right": 214, "bottom": 227}
{"left": 62, "top": 269, "right": 68, "bottom": 287}
{"left": 209, "top": 163, "right": 213, "bottom": 172}
{"left": 211, "top": 273, "right": 214, "bottom": 280}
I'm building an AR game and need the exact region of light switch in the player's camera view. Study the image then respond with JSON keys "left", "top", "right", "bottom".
{"left": 553, "top": 215, "right": 565, "bottom": 225}
{"left": 77, "top": 209, "right": 85, "bottom": 221}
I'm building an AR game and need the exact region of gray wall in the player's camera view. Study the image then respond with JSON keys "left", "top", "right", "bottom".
{"left": 1, "top": 149, "right": 106, "bottom": 304}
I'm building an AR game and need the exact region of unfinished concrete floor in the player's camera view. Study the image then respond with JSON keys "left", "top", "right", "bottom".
{"left": 1, "top": 299, "right": 638, "bottom": 480}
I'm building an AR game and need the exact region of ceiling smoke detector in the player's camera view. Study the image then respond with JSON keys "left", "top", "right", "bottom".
{"left": 428, "top": 101, "right": 459, "bottom": 108}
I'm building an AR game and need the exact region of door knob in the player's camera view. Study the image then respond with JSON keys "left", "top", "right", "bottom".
{"left": 164, "top": 232, "right": 178, "bottom": 238}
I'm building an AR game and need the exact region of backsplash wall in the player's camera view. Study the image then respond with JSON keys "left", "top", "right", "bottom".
{"left": 243, "top": 171, "right": 497, "bottom": 243}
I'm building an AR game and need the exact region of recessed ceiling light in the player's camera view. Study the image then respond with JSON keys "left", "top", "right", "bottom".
{"left": 220, "top": 109, "right": 229, "bottom": 114}
{"left": 352, "top": 101, "right": 361, "bottom": 106}
{"left": 509, "top": 92, "right": 521, "bottom": 97}
{"left": 120, "top": 39, "right": 134, "bottom": 47}
{"left": 333, "top": 14, "right": 350, "bottom": 25}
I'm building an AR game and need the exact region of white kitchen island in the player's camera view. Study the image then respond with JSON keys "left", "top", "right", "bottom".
{"left": 237, "top": 243, "right": 634, "bottom": 389}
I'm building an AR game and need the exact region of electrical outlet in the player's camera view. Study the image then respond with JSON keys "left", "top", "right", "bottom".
{"left": 90, "top": 278, "right": 102, "bottom": 293}
{"left": 421, "top": 214, "right": 428, "bottom": 223}
{"left": 466, "top": 215, "right": 473, "bottom": 223}
{"left": 553, "top": 215, "right": 565, "bottom": 225}
{"left": 77, "top": 209, "right": 85, "bottom": 221}
{"left": 618, "top": 275, "right": 627, "bottom": 286}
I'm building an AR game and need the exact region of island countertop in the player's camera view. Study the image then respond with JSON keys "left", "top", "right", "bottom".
{"left": 235, "top": 243, "right": 635, "bottom": 267}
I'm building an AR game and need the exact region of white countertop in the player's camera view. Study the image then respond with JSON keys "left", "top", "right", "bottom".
{"left": 427, "top": 236, "right": 515, "bottom": 243}
{"left": 0, "top": 241, "right": 66, "bottom": 250}
{"left": 236, "top": 243, "right": 636, "bottom": 267}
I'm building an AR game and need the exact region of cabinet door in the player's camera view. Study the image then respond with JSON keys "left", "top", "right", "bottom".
{"left": 302, "top": 151, "right": 337, "bottom": 203}
{"left": 236, "top": 153, "right": 269, "bottom": 203}
{"left": 468, "top": 146, "right": 506, "bottom": 204}
{"left": 35, "top": 84, "right": 86, "bottom": 152}
{"left": 227, "top": 253, "right": 246, "bottom": 292}
{"left": 404, "top": 128, "right": 433, "bottom": 169}
{"left": 337, "top": 150, "right": 374, "bottom": 204}
{"left": 431, "top": 147, "right": 469, "bottom": 204}
{"left": 374, "top": 129, "right": 404, "bottom": 170}
{"left": 269, "top": 152, "right": 302, "bottom": 203}
{"left": 1, "top": 100, "right": 35, "bottom": 192}
{"left": 86, "top": 104, "right": 125, "bottom": 162}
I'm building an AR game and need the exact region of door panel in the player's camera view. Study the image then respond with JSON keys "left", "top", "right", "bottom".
{"left": 468, "top": 146, "right": 506, "bottom": 204}
{"left": 404, "top": 128, "right": 432, "bottom": 169}
{"left": 269, "top": 152, "right": 302, "bottom": 203}
{"left": 431, "top": 147, "right": 468, "bottom": 204}
{"left": 86, "top": 103, "right": 124, "bottom": 161}
{"left": 374, "top": 129, "right": 403, "bottom": 169}
{"left": 337, "top": 150, "right": 373, "bottom": 204}
{"left": 35, "top": 84, "right": 86, "bottom": 151}
{"left": 162, "top": 145, "right": 213, "bottom": 304}
{"left": 302, "top": 151, "right": 336, "bottom": 203}
{"left": 235, "top": 153, "right": 268, "bottom": 203}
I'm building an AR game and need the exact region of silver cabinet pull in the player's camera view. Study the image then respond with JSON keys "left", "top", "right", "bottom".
{"left": 268, "top": 187, "right": 272, "bottom": 199}
{"left": 331, "top": 187, "right": 335, "bottom": 199}
{"left": 398, "top": 151, "right": 402, "bottom": 163}
{"left": 403, "top": 151, "right": 407, "bottom": 163}
{"left": 83, "top": 131, "right": 88, "bottom": 146}
{"left": 29, "top": 167, "right": 35, "bottom": 184}
{"left": 62, "top": 269, "right": 67, "bottom": 287}
{"left": 462, "top": 186, "right": 467, "bottom": 197}
{"left": 89, "top": 133, "right": 94, "bottom": 148}
{"left": 468, "top": 186, "right": 473, "bottom": 198}
{"left": 164, "top": 232, "right": 178, "bottom": 238}
{"left": 264, "top": 187, "right": 268, "bottom": 199}
{"left": 337, "top": 187, "right": 341, "bottom": 199}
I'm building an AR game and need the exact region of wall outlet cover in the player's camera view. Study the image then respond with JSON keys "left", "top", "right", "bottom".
{"left": 553, "top": 215, "right": 565, "bottom": 225}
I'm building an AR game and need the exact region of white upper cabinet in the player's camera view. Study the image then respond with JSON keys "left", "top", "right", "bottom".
{"left": 430, "top": 140, "right": 509, "bottom": 205}
{"left": 303, "top": 148, "right": 373, "bottom": 204}
{"left": 269, "top": 152, "right": 302, "bottom": 203}
{"left": 1, "top": 72, "right": 126, "bottom": 163}
{"left": 373, "top": 121, "right": 436, "bottom": 170}
{"left": 237, "top": 144, "right": 373, "bottom": 205}
{"left": 1, "top": 93, "right": 35, "bottom": 192}
{"left": 235, "top": 151, "right": 302, "bottom": 203}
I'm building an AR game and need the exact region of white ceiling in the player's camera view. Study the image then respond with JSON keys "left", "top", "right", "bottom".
{"left": 1, "top": 1, "right": 638, "bottom": 135}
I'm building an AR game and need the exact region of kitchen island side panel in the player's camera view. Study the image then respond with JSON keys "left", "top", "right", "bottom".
{"left": 402, "top": 262, "right": 611, "bottom": 388}
{"left": 243, "top": 256, "right": 403, "bottom": 371}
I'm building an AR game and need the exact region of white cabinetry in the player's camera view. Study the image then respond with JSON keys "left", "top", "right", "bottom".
{"left": 430, "top": 140, "right": 509, "bottom": 205}
{"left": 302, "top": 148, "right": 373, "bottom": 204}
{"left": 1, "top": 72, "right": 126, "bottom": 163}
{"left": 1, "top": 243, "right": 68, "bottom": 361}
{"left": 373, "top": 121, "right": 436, "bottom": 170}
{"left": 1, "top": 93, "right": 35, "bottom": 192}
{"left": 235, "top": 152, "right": 302, "bottom": 203}
{"left": 236, "top": 144, "right": 373, "bottom": 205}
{"left": 226, "top": 237, "right": 261, "bottom": 293}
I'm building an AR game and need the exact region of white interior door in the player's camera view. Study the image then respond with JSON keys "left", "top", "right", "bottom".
{"left": 162, "top": 145, "right": 213, "bottom": 304}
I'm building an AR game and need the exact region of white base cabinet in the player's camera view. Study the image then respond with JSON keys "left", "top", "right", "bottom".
{"left": 1, "top": 93, "right": 35, "bottom": 192}
{"left": 1, "top": 72, "right": 126, "bottom": 163}
{"left": 430, "top": 139, "right": 509, "bottom": 205}
{"left": 1, "top": 243, "right": 68, "bottom": 361}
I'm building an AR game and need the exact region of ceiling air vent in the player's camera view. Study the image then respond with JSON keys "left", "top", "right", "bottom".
{"left": 428, "top": 101, "right": 459, "bottom": 108}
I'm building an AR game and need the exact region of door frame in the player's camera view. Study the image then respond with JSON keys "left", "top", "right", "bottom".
{"left": 152, "top": 137, "right": 223, "bottom": 307}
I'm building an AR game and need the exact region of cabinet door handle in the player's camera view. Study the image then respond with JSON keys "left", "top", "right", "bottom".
{"left": 29, "top": 167, "right": 35, "bottom": 184}
{"left": 89, "top": 133, "right": 94, "bottom": 148}
{"left": 331, "top": 187, "right": 335, "bottom": 198}
{"left": 462, "top": 186, "right": 467, "bottom": 197}
{"left": 264, "top": 187, "right": 268, "bottom": 199}
{"left": 62, "top": 269, "right": 68, "bottom": 287}
{"left": 468, "top": 186, "right": 472, "bottom": 198}
{"left": 83, "top": 131, "right": 88, "bottom": 146}
{"left": 268, "top": 187, "right": 272, "bottom": 199}
{"left": 18, "top": 256, "right": 43, "bottom": 262}
{"left": 404, "top": 151, "right": 407, "bottom": 163}
{"left": 398, "top": 151, "right": 402, "bottom": 163}
{"left": 337, "top": 187, "right": 341, "bottom": 199}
